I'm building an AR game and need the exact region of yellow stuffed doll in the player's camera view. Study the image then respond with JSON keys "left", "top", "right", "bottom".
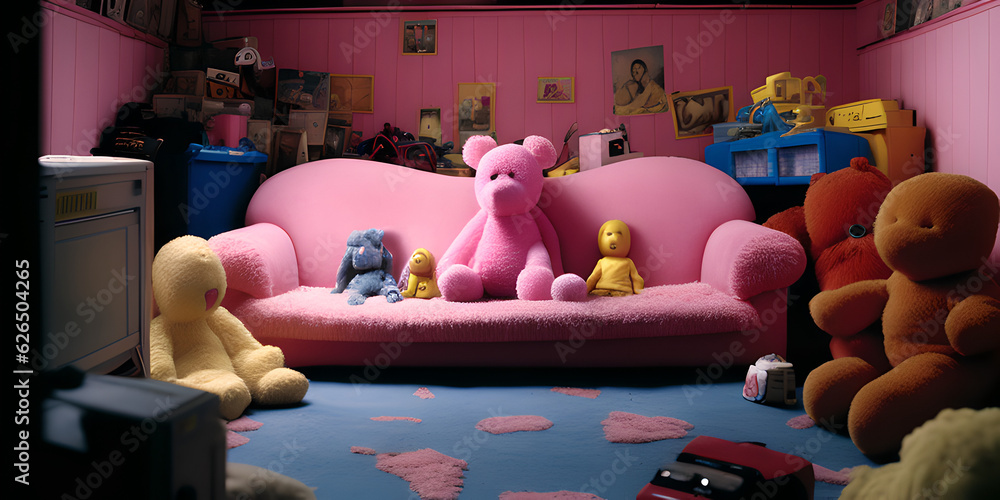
{"left": 150, "top": 235, "right": 309, "bottom": 420}
{"left": 401, "top": 248, "right": 441, "bottom": 299}
{"left": 803, "top": 173, "right": 1000, "bottom": 459}
{"left": 586, "top": 220, "right": 644, "bottom": 296}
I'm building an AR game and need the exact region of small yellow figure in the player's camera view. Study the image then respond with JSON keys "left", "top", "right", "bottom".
{"left": 401, "top": 248, "right": 441, "bottom": 298}
{"left": 586, "top": 220, "right": 644, "bottom": 296}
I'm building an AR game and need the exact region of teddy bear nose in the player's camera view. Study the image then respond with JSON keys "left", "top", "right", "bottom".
{"left": 205, "top": 288, "right": 219, "bottom": 310}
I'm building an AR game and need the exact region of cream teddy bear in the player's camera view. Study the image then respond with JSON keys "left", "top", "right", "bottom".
{"left": 150, "top": 235, "right": 309, "bottom": 420}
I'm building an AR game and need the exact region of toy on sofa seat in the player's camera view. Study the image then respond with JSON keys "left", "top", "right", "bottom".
{"left": 332, "top": 229, "right": 403, "bottom": 305}
{"left": 399, "top": 248, "right": 441, "bottom": 299}
{"left": 150, "top": 236, "right": 309, "bottom": 421}
{"left": 436, "top": 135, "right": 588, "bottom": 302}
{"left": 586, "top": 219, "right": 644, "bottom": 296}
{"left": 803, "top": 172, "right": 1000, "bottom": 459}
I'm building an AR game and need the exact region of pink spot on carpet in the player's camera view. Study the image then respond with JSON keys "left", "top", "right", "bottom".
{"left": 225, "top": 416, "right": 263, "bottom": 448}
{"left": 227, "top": 431, "right": 250, "bottom": 449}
{"left": 787, "top": 414, "right": 816, "bottom": 429}
{"left": 551, "top": 387, "right": 601, "bottom": 399}
{"left": 813, "top": 464, "right": 855, "bottom": 485}
{"left": 475, "top": 415, "right": 553, "bottom": 434}
{"left": 414, "top": 387, "right": 436, "bottom": 399}
{"left": 226, "top": 416, "right": 264, "bottom": 432}
{"left": 376, "top": 448, "right": 467, "bottom": 500}
{"left": 601, "top": 411, "right": 694, "bottom": 443}
{"left": 500, "top": 491, "right": 605, "bottom": 500}
{"left": 351, "top": 446, "right": 377, "bottom": 455}
{"left": 372, "top": 416, "right": 422, "bottom": 423}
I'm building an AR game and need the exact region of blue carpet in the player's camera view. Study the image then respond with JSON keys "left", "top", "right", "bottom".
{"left": 226, "top": 367, "right": 878, "bottom": 499}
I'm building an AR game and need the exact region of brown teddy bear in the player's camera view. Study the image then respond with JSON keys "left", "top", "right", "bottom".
{"left": 803, "top": 172, "right": 1000, "bottom": 459}
{"left": 150, "top": 235, "right": 309, "bottom": 420}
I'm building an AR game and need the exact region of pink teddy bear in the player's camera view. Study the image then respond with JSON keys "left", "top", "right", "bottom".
{"left": 437, "top": 135, "right": 587, "bottom": 302}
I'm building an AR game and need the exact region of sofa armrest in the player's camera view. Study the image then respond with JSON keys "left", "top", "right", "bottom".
{"left": 208, "top": 223, "right": 300, "bottom": 299}
{"left": 701, "top": 220, "right": 807, "bottom": 300}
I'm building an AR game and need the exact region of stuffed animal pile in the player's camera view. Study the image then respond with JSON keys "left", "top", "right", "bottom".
{"left": 803, "top": 172, "right": 1000, "bottom": 459}
{"left": 436, "top": 135, "right": 587, "bottom": 302}
{"left": 150, "top": 236, "right": 309, "bottom": 420}
{"left": 764, "top": 157, "right": 894, "bottom": 371}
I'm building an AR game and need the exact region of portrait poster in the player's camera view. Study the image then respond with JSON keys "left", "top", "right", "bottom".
{"left": 668, "top": 86, "right": 734, "bottom": 139}
{"left": 611, "top": 46, "right": 668, "bottom": 116}
{"left": 537, "top": 77, "right": 574, "bottom": 103}
{"left": 419, "top": 108, "right": 442, "bottom": 144}
{"left": 456, "top": 82, "right": 495, "bottom": 148}
{"left": 402, "top": 20, "right": 437, "bottom": 55}
{"left": 330, "top": 74, "right": 374, "bottom": 114}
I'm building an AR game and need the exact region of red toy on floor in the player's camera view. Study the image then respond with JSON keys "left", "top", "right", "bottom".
{"left": 636, "top": 436, "right": 814, "bottom": 500}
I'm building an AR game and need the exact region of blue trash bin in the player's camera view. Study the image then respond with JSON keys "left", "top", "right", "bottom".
{"left": 184, "top": 144, "right": 267, "bottom": 239}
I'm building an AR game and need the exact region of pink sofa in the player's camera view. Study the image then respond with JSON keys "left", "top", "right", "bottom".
{"left": 207, "top": 156, "right": 806, "bottom": 368}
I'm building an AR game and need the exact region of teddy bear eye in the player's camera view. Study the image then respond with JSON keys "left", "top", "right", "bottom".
{"left": 490, "top": 173, "right": 498, "bottom": 180}
{"left": 507, "top": 172, "right": 515, "bottom": 178}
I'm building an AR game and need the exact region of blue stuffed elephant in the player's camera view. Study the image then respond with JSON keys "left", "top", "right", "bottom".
{"left": 332, "top": 229, "right": 403, "bottom": 305}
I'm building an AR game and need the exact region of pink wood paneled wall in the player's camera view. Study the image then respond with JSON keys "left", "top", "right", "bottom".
{"left": 857, "top": 1, "right": 999, "bottom": 260}
{"left": 40, "top": 1, "right": 166, "bottom": 156}
{"left": 203, "top": 7, "right": 861, "bottom": 162}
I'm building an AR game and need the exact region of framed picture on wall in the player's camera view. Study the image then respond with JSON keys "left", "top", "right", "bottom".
{"left": 456, "top": 82, "right": 495, "bottom": 148}
{"left": 402, "top": 20, "right": 437, "bottom": 55}
{"left": 611, "top": 45, "right": 668, "bottom": 115}
{"left": 330, "top": 74, "right": 374, "bottom": 114}
{"left": 668, "top": 86, "right": 734, "bottom": 140}
{"left": 537, "top": 77, "right": 574, "bottom": 103}
{"left": 419, "top": 108, "right": 442, "bottom": 145}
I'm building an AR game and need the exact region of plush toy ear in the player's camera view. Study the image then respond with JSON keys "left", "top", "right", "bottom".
{"left": 462, "top": 135, "right": 498, "bottom": 170}
{"left": 333, "top": 246, "right": 358, "bottom": 293}
{"left": 381, "top": 246, "right": 394, "bottom": 274}
{"left": 521, "top": 135, "right": 558, "bottom": 169}
{"left": 850, "top": 156, "right": 879, "bottom": 173}
{"left": 809, "top": 172, "right": 825, "bottom": 186}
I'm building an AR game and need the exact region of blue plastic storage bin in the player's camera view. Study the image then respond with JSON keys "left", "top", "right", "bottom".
{"left": 184, "top": 144, "right": 267, "bottom": 239}
{"left": 704, "top": 129, "right": 872, "bottom": 186}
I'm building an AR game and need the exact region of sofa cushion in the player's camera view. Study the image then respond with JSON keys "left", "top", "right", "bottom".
{"left": 227, "top": 282, "right": 759, "bottom": 344}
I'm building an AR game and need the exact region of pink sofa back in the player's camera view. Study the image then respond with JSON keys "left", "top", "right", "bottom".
{"left": 245, "top": 156, "right": 755, "bottom": 288}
